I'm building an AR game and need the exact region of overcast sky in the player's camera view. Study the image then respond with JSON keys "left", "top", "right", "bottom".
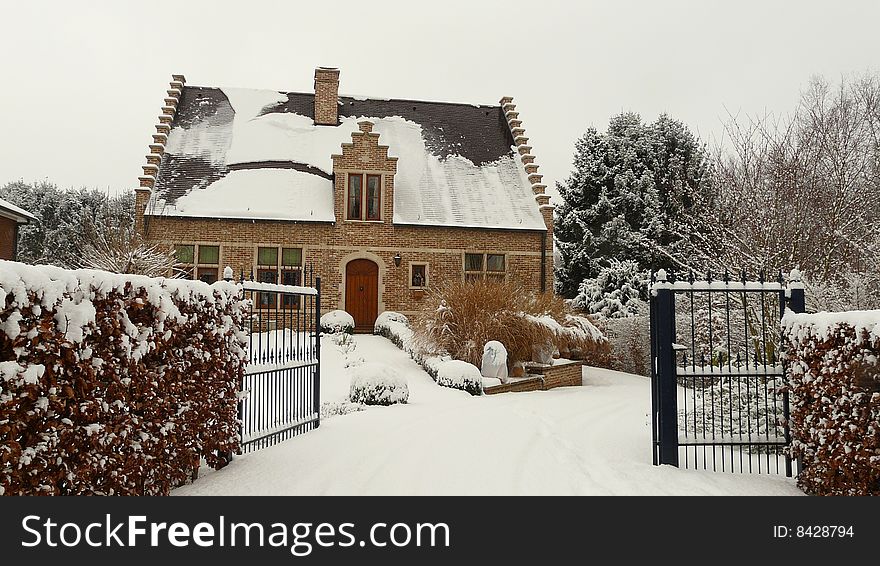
{"left": 2, "top": 0, "right": 878, "bottom": 197}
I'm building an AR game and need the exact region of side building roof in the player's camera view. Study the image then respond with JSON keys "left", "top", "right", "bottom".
{"left": 0, "top": 197, "right": 36, "bottom": 224}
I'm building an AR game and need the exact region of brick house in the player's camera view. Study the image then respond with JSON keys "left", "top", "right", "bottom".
{"left": 0, "top": 197, "right": 35, "bottom": 261}
{"left": 135, "top": 68, "right": 553, "bottom": 332}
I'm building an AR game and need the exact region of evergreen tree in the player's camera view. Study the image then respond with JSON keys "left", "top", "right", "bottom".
{"left": 554, "top": 113, "right": 710, "bottom": 297}
{"left": 0, "top": 180, "right": 135, "bottom": 267}
{"left": 571, "top": 259, "right": 649, "bottom": 319}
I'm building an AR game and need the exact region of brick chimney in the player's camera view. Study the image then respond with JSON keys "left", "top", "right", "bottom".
{"left": 314, "top": 67, "right": 340, "bottom": 125}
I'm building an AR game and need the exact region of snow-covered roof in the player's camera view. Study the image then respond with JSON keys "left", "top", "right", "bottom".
{"left": 0, "top": 197, "right": 36, "bottom": 223}
{"left": 147, "top": 86, "right": 546, "bottom": 231}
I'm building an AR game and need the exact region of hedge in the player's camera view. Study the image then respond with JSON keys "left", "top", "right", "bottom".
{"left": 782, "top": 310, "right": 880, "bottom": 496}
{"left": 0, "top": 261, "right": 247, "bottom": 495}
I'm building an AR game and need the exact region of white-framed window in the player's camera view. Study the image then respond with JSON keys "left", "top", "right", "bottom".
{"left": 346, "top": 173, "right": 382, "bottom": 221}
{"left": 256, "top": 246, "right": 304, "bottom": 308}
{"left": 464, "top": 252, "right": 506, "bottom": 282}
{"left": 174, "top": 244, "right": 220, "bottom": 282}
{"left": 409, "top": 263, "right": 429, "bottom": 289}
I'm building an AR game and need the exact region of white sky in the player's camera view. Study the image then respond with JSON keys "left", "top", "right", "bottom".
{"left": 2, "top": 0, "right": 878, "bottom": 197}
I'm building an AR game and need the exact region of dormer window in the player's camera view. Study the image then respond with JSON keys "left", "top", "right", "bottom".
{"left": 347, "top": 173, "right": 381, "bottom": 221}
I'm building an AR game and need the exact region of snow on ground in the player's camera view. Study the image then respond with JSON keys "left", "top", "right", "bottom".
{"left": 174, "top": 335, "right": 801, "bottom": 496}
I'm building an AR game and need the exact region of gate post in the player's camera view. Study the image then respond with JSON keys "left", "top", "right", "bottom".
{"left": 314, "top": 276, "right": 322, "bottom": 429}
{"left": 785, "top": 270, "right": 805, "bottom": 476}
{"left": 654, "top": 271, "right": 679, "bottom": 467}
{"left": 787, "top": 271, "right": 805, "bottom": 314}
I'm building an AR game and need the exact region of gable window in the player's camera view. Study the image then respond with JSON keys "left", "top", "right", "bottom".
{"left": 347, "top": 173, "right": 381, "bottom": 221}
{"left": 409, "top": 263, "right": 428, "bottom": 289}
{"left": 256, "top": 246, "right": 303, "bottom": 308}
{"left": 464, "top": 253, "right": 506, "bottom": 282}
{"left": 174, "top": 244, "right": 220, "bottom": 282}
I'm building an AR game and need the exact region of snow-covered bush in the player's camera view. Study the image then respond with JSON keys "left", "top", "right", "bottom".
{"left": 374, "top": 311, "right": 414, "bottom": 352}
{"left": 321, "top": 400, "right": 365, "bottom": 419}
{"left": 571, "top": 259, "right": 648, "bottom": 319}
{"left": 603, "top": 315, "right": 651, "bottom": 377}
{"left": 320, "top": 309, "right": 355, "bottom": 334}
{"left": 0, "top": 261, "right": 247, "bottom": 495}
{"left": 422, "top": 358, "right": 482, "bottom": 395}
{"left": 782, "top": 310, "right": 880, "bottom": 496}
{"left": 416, "top": 279, "right": 610, "bottom": 369}
{"left": 374, "top": 311, "right": 482, "bottom": 395}
{"left": 804, "top": 270, "right": 880, "bottom": 313}
{"left": 348, "top": 363, "right": 409, "bottom": 406}
{"left": 677, "top": 375, "right": 786, "bottom": 454}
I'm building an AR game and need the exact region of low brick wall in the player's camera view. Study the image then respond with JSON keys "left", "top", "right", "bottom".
{"left": 483, "top": 360, "right": 584, "bottom": 395}
{"left": 533, "top": 360, "right": 584, "bottom": 389}
{"left": 483, "top": 376, "right": 544, "bottom": 395}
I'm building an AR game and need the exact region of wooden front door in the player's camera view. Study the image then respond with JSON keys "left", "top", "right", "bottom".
{"left": 345, "top": 259, "right": 379, "bottom": 332}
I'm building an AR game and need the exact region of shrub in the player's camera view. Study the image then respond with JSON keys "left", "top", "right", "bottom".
{"left": 603, "top": 315, "right": 651, "bottom": 376}
{"left": 571, "top": 259, "right": 649, "bottom": 319}
{"left": 374, "top": 311, "right": 413, "bottom": 352}
{"left": 320, "top": 310, "right": 355, "bottom": 334}
{"left": 348, "top": 362, "right": 409, "bottom": 406}
{"left": 0, "top": 261, "right": 246, "bottom": 495}
{"left": 782, "top": 310, "right": 880, "bottom": 496}
{"left": 374, "top": 311, "right": 482, "bottom": 395}
{"left": 415, "top": 278, "right": 609, "bottom": 369}
{"left": 423, "top": 358, "right": 483, "bottom": 396}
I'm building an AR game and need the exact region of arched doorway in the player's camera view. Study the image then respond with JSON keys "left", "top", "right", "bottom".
{"left": 345, "top": 259, "right": 379, "bottom": 332}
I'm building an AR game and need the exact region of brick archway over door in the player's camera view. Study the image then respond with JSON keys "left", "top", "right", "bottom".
{"left": 345, "top": 259, "right": 379, "bottom": 332}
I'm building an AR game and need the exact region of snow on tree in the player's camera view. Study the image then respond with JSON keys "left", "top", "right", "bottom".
{"left": 655, "top": 73, "right": 880, "bottom": 312}
{"left": 571, "top": 259, "right": 648, "bottom": 319}
{"left": 0, "top": 180, "right": 135, "bottom": 268}
{"left": 554, "top": 113, "right": 711, "bottom": 297}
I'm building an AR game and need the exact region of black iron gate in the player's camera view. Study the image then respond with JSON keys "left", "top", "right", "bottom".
{"left": 235, "top": 267, "right": 322, "bottom": 453}
{"left": 650, "top": 269, "right": 805, "bottom": 475}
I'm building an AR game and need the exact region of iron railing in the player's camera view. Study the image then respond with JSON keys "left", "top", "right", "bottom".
{"left": 651, "top": 269, "right": 805, "bottom": 476}
{"left": 232, "top": 266, "right": 321, "bottom": 453}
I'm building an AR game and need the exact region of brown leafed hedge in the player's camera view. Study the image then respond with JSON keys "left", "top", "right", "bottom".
{"left": 0, "top": 261, "right": 247, "bottom": 495}
{"left": 782, "top": 311, "right": 880, "bottom": 496}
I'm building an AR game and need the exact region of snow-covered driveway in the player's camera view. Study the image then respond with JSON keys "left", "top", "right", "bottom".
{"left": 174, "top": 335, "right": 801, "bottom": 496}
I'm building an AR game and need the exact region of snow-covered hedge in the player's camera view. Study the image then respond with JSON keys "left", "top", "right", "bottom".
{"left": 782, "top": 310, "right": 880, "bottom": 496}
{"left": 348, "top": 362, "right": 409, "bottom": 405}
{"left": 374, "top": 311, "right": 413, "bottom": 351}
{"left": 0, "top": 261, "right": 247, "bottom": 495}
{"left": 374, "top": 312, "right": 482, "bottom": 395}
{"left": 423, "top": 357, "right": 482, "bottom": 396}
{"left": 320, "top": 309, "right": 355, "bottom": 334}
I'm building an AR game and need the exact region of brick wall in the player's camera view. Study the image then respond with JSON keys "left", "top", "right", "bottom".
{"left": 0, "top": 217, "right": 17, "bottom": 260}
{"left": 142, "top": 215, "right": 547, "bottom": 316}
{"left": 483, "top": 360, "right": 584, "bottom": 395}
{"left": 533, "top": 361, "right": 584, "bottom": 389}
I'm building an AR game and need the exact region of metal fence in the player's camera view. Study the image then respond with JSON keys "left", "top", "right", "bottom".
{"left": 235, "top": 266, "right": 321, "bottom": 453}
{"left": 650, "top": 269, "right": 805, "bottom": 476}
